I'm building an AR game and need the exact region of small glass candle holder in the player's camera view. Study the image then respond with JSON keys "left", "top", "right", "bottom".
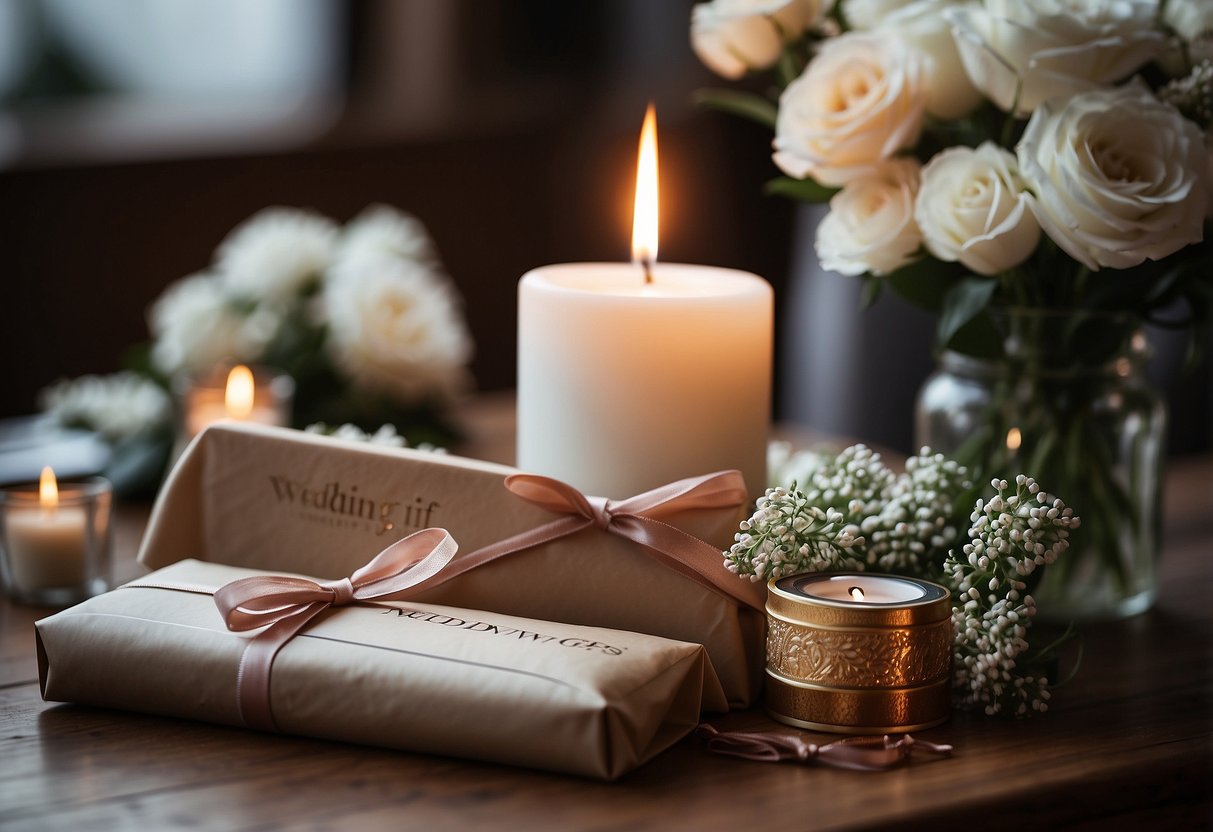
{"left": 174, "top": 364, "right": 294, "bottom": 449}
{"left": 0, "top": 472, "right": 113, "bottom": 606}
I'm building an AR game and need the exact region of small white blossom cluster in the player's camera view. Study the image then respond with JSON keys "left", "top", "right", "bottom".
{"left": 771, "top": 444, "right": 971, "bottom": 574}
{"left": 732, "top": 444, "right": 970, "bottom": 580}
{"left": 39, "top": 372, "right": 171, "bottom": 441}
{"left": 302, "top": 422, "right": 446, "bottom": 454}
{"left": 1159, "top": 60, "right": 1213, "bottom": 129}
{"left": 944, "top": 475, "right": 1081, "bottom": 717}
{"left": 724, "top": 486, "right": 865, "bottom": 583}
{"left": 148, "top": 204, "right": 472, "bottom": 407}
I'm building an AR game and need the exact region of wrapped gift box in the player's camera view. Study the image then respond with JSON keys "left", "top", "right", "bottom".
{"left": 37, "top": 559, "right": 723, "bottom": 780}
{"left": 137, "top": 424, "right": 766, "bottom": 707}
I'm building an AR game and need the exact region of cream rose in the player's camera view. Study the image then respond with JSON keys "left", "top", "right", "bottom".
{"left": 873, "top": 1, "right": 982, "bottom": 119}
{"left": 691, "top": 0, "right": 831, "bottom": 79}
{"left": 816, "top": 157, "right": 923, "bottom": 275}
{"left": 914, "top": 142, "right": 1039, "bottom": 275}
{"left": 1017, "top": 83, "right": 1207, "bottom": 270}
{"left": 841, "top": 0, "right": 914, "bottom": 29}
{"left": 774, "top": 32, "right": 927, "bottom": 186}
{"left": 946, "top": 0, "right": 1165, "bottom": 116}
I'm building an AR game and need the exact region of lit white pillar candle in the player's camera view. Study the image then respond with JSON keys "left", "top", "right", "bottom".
{"left": 517, "top": 107, "right": 773, "bottom": 499}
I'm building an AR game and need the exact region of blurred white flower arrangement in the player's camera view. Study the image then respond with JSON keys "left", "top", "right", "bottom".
{"left": 148, "top": 205, "right": 473, "bottom": 436}
{"left": 39, "top": 204, "right": 471, "bottom": 494}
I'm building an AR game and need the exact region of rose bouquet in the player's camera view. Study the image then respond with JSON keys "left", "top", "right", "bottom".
{"left": 691, "top": 0, "right": 1213, "bottom": 618}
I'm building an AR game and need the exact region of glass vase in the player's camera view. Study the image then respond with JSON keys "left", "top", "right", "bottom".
{"left": 915, "top": 310, "right": 1166, "bottom": 620}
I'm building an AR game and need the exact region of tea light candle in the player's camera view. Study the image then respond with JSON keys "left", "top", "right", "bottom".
{"left": 517, "top": 107, "right": 773, "bottom": 498}
{"left": 0, "top": 468, "right": 112, "bottom": 604}
{"left": 179, "top": 365, "right": 293, "bottom": 442}
{"left": 765, "top": 572, "right": 952, "bottom": 733}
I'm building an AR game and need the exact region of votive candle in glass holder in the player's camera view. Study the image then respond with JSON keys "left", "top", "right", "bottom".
{"left": 0, "top": 468, "right": 112, "bottom": 605}
{"left": 175, "top": 364, "right": 294, "bottom": 447}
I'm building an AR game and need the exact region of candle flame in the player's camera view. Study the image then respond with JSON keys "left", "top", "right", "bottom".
{"left": 849, "top": 586, "right": 865, "bottom": 602}
{"left": 225, "top": 365, "right": 256, "bottom": 420}
{"left": 631, "top": 103, "right": 659, "bottom": 283}
{"left": 39, "top": 466, "right": 59, "bottom": 511}
{"left": 1006, "top": 427, "right": 1022, "bottom": 452}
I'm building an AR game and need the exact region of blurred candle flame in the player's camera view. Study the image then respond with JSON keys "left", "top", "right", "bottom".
{"left": 1006, "top": 427, "right": 1022, "bottom": 452}
{"left": 225, "top": 365, "right": 256, "bottom": 420}
{"left": 39, "top": 466, "right": 58, "bottom": 512}
{"left": 631, "top": 103, "right": 659, "bottom": 282}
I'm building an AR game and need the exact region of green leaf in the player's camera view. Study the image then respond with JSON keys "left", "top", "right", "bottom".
{"left": 938, "top": 277, "right": 998, "bottom": 350}
{"left": 946, "top": 311, "right": 1004, "bottom": 358}
{"left": 763, "top": 176, "right": 839, "bottom": 203}
{"left": 691, "top": 89, "right": 778, "bottom": 129}
{"left": 884, "top": 258, "right": 966, "bottom": 312}
{"left": 859, "top": 275, "right": 882, "bottom": 308}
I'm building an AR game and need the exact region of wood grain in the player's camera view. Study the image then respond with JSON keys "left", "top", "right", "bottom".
{"left": 1, "top": 410, "right": 1210, "bottom": 831}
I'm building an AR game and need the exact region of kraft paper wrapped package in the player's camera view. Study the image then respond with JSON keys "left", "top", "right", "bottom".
{"left": 137, "top": 424, "right": 767, "bottom": 707}
{"left": 36, "top": 556, "right": 724, "bottom": 780}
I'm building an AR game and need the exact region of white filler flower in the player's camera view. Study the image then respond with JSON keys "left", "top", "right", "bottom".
{"left": 915, "top": 142, "right": 1040, "bottom": 276}
{"left": 39, "top": 372, "right": 170, "bottom": 441}
{"left": 216, "top": 207, "right": 338, "bottom": 303}
{"left": 148, "top": 272, "right": 279, "bottom": 377}
{"left": 816, "top": 156, "right": 923, "bottom": 276}
{"left": 323, "top": 258, "right": 473, "bottom": 404}
{"left": 1017, "top": 83, "right": 1207, "bottom": 270}
{"left": 335, "top": 203, "right": 438, "bottom": 270}
{"left": 774, "top": 31, "right": 927, "bottom": 186}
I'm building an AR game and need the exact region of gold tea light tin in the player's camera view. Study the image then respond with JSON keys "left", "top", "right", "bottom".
{"left": 765, "top": 573, "right": 952, "bottom": 734}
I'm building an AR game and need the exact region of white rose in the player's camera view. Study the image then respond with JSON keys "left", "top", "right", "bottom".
{"left": 1165, "top": 0, "right": 1213, "bottom": 42}
{"left": 946, "top": 0, "right": 1165, "bottom": 116}
{"left": 216, "top": 207, "right": 338, "bottom": 303}
{"left": 691, "top": 0, "right": 832, "bottom": 79}
{"left": 914, "top": 142, "right": 1040, "bottom": 275}
{"left": 148, "top": 272, "right": 279, "bottom": 377}
{"left": 873, "top": 1, "right": 982, "bottom": 119}
{"left": 1017, "top": 83, "right": 1207, "bottom": 270}
{"left": 841, "top": 0, "right": 913, "bottom": 29}
{"left": 1163, "top": 0, "right": 1213, "bottom": 70}
{"left": 774, "top": 32, "right": 927, "bottom": 186}
{"left": 816, "top": 157, "right": 923, "bottom": 276}
{"left": 323, "top": 258, "right": 473, "bottom": 404}
{"left": 336, "top": 204, "right": 437, "bottom": 270}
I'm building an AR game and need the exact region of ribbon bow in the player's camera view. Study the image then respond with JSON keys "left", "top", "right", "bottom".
{"left": 213, "top": 527, "right": 457, "bottom": 732}
{"left": 213, "top": 470, "right": 756, "bottom": 730}
{"left": 447, "top": 470, "right": 762, "bottom": 611}
{"left": 697, "top": 724, "right": 953, "bottom": 771}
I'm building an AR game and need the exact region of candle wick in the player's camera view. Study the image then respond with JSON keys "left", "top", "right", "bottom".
{"left": 637, "top": 255, "right": 654, "bottom": 285}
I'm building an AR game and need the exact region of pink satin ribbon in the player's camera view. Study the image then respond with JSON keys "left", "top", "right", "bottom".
{"left": 445, "top": 470, "right": 763, "bottom": 612}
{"left": 698, "top": 724, "right": 953, "bottom": 771}
{"left": 213, "top": 527, "right": 458, "bottom": 732}
{"left": 213, "top": 470, "right": 756, "bottom": 731}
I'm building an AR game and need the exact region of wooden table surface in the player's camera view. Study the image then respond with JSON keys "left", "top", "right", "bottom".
{"left": 2, "top": 397, "right": 1211, "bottom": 831}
